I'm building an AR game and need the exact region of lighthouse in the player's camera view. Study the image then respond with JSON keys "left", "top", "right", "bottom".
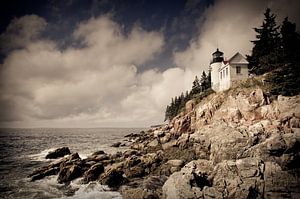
{"left": 210, "top": 48, "right": 224, "bottom": 92}
{"left": 209, "top": 48, "right": 249, "bottom": 92}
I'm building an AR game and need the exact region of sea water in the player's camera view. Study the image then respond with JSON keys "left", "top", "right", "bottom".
{"left": 0, "top": 128, "right": 144, "bottom": 199}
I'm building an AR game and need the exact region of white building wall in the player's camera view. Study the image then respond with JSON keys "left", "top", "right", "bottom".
{"left": 218, "top": 65, "right": 231, "bottom": 91}
{"left": 210, "top": 62, "right": 222, "bottom": 92}
{"left": 209, "top": 52, "right": 249, "bottom": 92}
{"left": 230, "top": 64, "right": 248, "bottom": 82}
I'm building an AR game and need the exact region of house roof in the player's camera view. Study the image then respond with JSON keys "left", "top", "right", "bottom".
{"left": 228, "top": 52, "right": 248, "bottom": 64}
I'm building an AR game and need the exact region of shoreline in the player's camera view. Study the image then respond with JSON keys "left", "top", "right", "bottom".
{"left": 28, "top": 87, "right": 300, "bottom": 199}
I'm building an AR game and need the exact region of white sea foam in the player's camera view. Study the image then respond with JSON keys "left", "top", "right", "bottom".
{"left": 57, "top": 182, "right": 122, "bottom": 199}
{"left": 78, "top": 153, "right": 88, "bottom": 159}
{"left": 28, "top": 148, "right": 57, "bottom": 162}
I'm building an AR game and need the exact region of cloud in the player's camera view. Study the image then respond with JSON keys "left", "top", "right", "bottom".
{"left": 0, "top": 15, "right": 169, "bottom": 127}
{"left": 1, "top": 1, "right": 299, "bottom": 128}
{"left": 0, "top": 15, "right": 47, "bottom": 52}
{"left": 174, "top": 0, "right": 300, "bottom": 72}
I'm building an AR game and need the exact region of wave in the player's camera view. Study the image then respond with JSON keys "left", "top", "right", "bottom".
{"left": 56, "top": 181, "right": 122, "bottom": 199}
{"left": 27, "top": 148, "right": 57, "bottom": 162}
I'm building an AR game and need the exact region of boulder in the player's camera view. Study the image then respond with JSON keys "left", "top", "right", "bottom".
{"left": 124, "top": 165, "right": 145, "bottom": 178}
{"left": 123, "top": 149, "right": 140, "bottom": 158}
{"left": 30, "top": 167, "right": 60, "bottom": 181}
{"left": 121, "top": 176, "right": 168, "bottom": 199}
{"left": 162, "top": 140, "right": 177, "bottom": 150}
{"left": 277, "top": 95, "right": 300, "bottom": 118}
{"left": 162, "top": 160, "right": 213, "bottom": 199}
{"left": 82, "top": 163, "right": 104, "bottom": 184}
{"left": 211, "top": 158, "right": 265, "bottom": 199}
{"left": 166, "top": 159, "right": 184, "bottom": 168}
{"left": 99, "top": 168, "right": 127, "bottom": 188}
{"left": 266, "top": 134, "right": 287, "bottom": 156}
{"left": 111, "top": 142, "right": 122, "bottom": 147}
{"left": 45, "top": 147, "right": 71, "bottom": 159}
{"left": 29, "top": 153, "right": 80, "bottom": 181}
{"left": 86, "top": 154, "right": 110, "bottom": 162}
{"left": 148, "top": 139, "right": 159, "bottom": 148}
{"left": 160, "top": 133, "right": 171, "bottom": 144}
{"left": 91, "top": 150, "right": 106, "bottom": 156}
{"left": 57, "top": 164, "right": 83, "bottom": 183}
{"left": 264, "top": 161, "right": 300, "bottom": 198}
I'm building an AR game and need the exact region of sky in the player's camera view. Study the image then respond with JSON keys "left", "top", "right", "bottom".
{"left": 0, "top": 0, "right": 299, "bottom": 128}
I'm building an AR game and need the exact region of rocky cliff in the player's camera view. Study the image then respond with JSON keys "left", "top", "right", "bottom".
{"left": 29, "top": 81, "right": 300, "bottom": 199}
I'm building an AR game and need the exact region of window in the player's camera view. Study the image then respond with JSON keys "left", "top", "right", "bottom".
{"left": 236, "top": 66, "right": 241, "bottom": 74}
{"left": 226, "top": 68, "right": 228, "bottom": 76}
{"left": 220, "top": 71, "right": 222, "bottom": 79}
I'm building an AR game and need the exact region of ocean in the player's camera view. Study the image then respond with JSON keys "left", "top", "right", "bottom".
{"left": 0, "top": 128, "right": 144, "bottom": 199}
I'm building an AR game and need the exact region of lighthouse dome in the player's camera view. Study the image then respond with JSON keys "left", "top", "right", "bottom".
{"left": 212, "top": 48, "right": 224, "bottom": 63}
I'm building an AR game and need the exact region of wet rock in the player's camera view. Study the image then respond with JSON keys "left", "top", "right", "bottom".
{"left": 124, "top": 165, "right": 145, "bottom": 178}
{"left": 99, "top": 168, "right": 127, "bottom": 188}
{"left": 29, "top": 153, "right": 81, "bottom": 181}
{"left": 121, "top": 176, "right": 168, "bottom": 199}
{"left": 91, "top": 150, "right": 106, "bottom": 156}
{"left": 57, "top": 164, "right": 83, "bottom": 183}
{"left": 123, "top": 149, "right": 140, "bottom": 158}
{"left": 86, "top": 153, "right": 110, "bottom": 162}
{"left": 160, "top": 159, "right": 185, "bottom": 176}
{"left": 111, "top": 142, "right": 122, "bottom": 147}
{"left": 45, "top": 147, "right": 71, "bottom": 159}
{"left": 82, "top": 163, "right": 104, "bottom": 184}
{"left": 30, "top": 167, "right": 60, "bottom": 181}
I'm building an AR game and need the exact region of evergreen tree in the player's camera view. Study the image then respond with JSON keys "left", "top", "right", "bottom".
{"left": 280, "top": 17, "right": 300, "bottom": 63}
{"left": 207, "top": 69, "right": 212, "bottom": 88}
{"left": 248, "top": 8, "right": 280, "bottom": 74}
{"left": 191, "top": 76, "right": 201, "bottom": 95}
{"left": 185, "top": 90, "right": 190, "bottom": 101}
{"left": 164, "top": 105, "right": 170, "bottom": 121}
{"left": 200, "top": 71, "right": 207, "bottom": 90}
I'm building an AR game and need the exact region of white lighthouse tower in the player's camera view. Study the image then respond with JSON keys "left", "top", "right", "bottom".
{"left": 210, "top": 48, "right": 224, "bottom": 92}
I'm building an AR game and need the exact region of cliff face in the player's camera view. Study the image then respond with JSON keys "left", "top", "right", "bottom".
{"left": 29, "top": 84, "right": 300, "bottom": 199}
{"left": 125, "top": 84, "right": 299, "bottom": 198}
{"left": 159, "top": 87, "right": 300, "bottom": 198}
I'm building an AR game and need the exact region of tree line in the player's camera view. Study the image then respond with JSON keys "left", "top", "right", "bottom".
{"left": 164, "top": 8, "right": 300, "bottom": 121}
{"left": 247, "top": 8, "right": 300, "bottom": 96}
{"left": 164, "top": 71, "right": 211, "bottom": 121}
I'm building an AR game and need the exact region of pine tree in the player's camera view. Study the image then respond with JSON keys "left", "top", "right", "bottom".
{"left": 164, "top": 105, "right": 170, "bottom": 121}
{"left": 200, "top": 71, "right": 207, "bottom": 90}
{"left": 185, "top": 90, "right": 190, "bottom": 101}
{"left": 280, "top": 17, "right": 300, "bottom": 63}
{"left": 191, "top": 76, "right": 201, "bottom": 95}
{"left": 248, "top": 8, "right": 280, "bottom": 74}
{"left": 207, "top": 69, "right": 212, "bottom": 88}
